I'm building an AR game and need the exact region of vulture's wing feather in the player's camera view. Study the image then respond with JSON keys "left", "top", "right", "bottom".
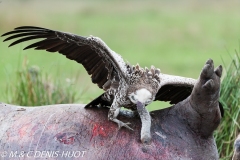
{"left": 85, "top": 93, "right": 112, "bottom": 108}
{"left": 154, "top": 74, "right": 224, "bottom": 117}
{"left": 154, "top": 85, "right": 193, "bottom": 104}
{"left": 1, "top": 26, "right": 128, "bottom": 89}
{"left": 154, "top": 73, "right": 196, "bottom": 104}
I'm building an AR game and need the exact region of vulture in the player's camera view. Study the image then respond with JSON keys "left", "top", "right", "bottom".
{"left": 1, "top": 26, "right": 223, "bottom": 144}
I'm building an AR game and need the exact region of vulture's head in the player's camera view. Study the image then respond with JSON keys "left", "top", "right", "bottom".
{"left": 128, "top": 88, "right": 154, "bottom": 109}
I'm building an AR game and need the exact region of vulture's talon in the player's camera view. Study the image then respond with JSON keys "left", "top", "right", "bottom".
{"left": 118, "top": 121, "right": 133, "bottom": 131}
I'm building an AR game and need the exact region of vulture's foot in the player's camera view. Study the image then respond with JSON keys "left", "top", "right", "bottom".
{"left": 108, "top": 106, "right": 134, "bottom": 131}
{"left": 111, "top": 118, "right": 133, "bottom": 131}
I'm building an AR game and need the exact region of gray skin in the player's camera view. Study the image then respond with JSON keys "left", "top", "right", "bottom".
{"left": 0, "top": 59, "right": 222, "bottom": 160}
{"left": 233, "top": 134, "right": 240, "bottom": 160}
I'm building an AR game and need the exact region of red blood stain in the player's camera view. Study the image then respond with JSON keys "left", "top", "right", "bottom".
{"left": 55, "top": 133, "right": 75, "bottom": 145}
{"left": 90, "top": 123, "right": 108, "bottom": 141}
{"left": 90, "top": 124, "right": 97, "bottom": 141}
{"left": 99, "top": 126, "right": 107, "bottom": 137}
{"left": 18, "top": 125, "right": 29, "bottom": 138}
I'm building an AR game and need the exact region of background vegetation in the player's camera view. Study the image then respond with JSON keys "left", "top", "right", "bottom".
{"left": 5, "top": 58, "right": 81, "bottom": 106}
{"left": 215, "top": 53, "right": 240, "bottom": 159}
{"left": 0, "top": 0, "right": 240, "bottom": 159}
{"left": 1, "top": 0, "right": 240, "bottom": 109}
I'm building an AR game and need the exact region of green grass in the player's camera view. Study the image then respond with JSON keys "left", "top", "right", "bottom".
{"left": 0, "top": 0, "right": 240, "bottom": 110}
{"left": 215, "top": 53, "right": 240, "bottom": 160}
{"left": 4, "top": 58, "right": 81, "bottom": 106}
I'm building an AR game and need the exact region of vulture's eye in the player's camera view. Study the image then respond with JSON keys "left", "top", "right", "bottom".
{"left": 131, "top": 95, "right": 136, "bottom": 101}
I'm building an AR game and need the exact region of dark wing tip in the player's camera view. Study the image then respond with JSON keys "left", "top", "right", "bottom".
{"left": 1, "top": 32, "right": 11, "bottom": 37}
{"left": 14, "top": 26, "right": 47, "bottom": 30}
{"left": 8, "top": 35, "right": 49, "bottom": 47}
{"left": 1, "top": 26, "right": 118, "bottom": 91}
{"left": 1, "top": 26, "right": 50, "bottom": 37}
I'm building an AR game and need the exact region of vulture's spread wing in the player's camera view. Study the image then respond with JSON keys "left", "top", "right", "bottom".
{"left": 1, "top": 26, "right": 128, "bottom": 89}
{"left": 154, "top": 73, "right": 196, "bottom": 104}
{"left": 154, "top": 74, "right": 224, "bottom": 117}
